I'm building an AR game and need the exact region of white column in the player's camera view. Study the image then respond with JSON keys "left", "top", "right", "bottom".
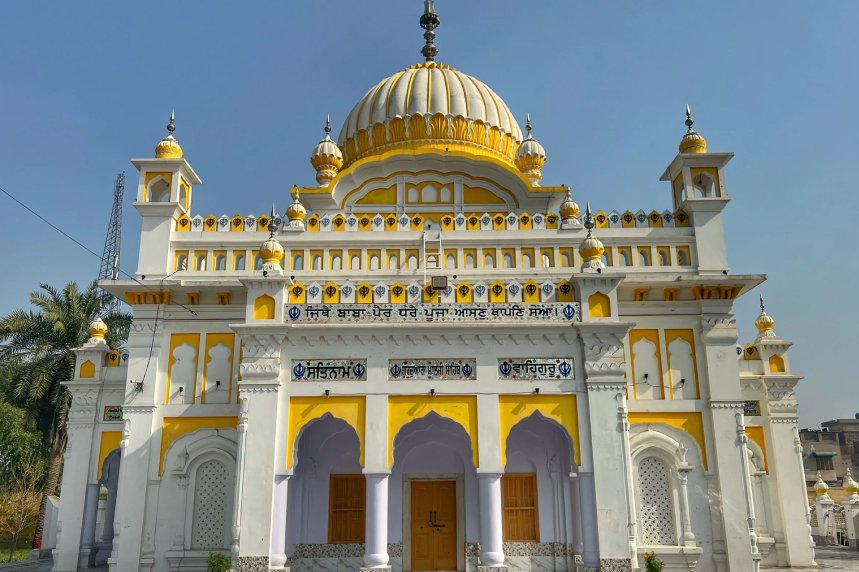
{"left": 578, "top": 472, "right": 599, "bottom": 567}
{"left": 569, "top": 473, "right": 584, "bottom": 557}
{"left": 736, "top": 414, "right": 761, "bottom": 571}
{"left": 52, "top": 386, "right": 99, "bottom": 572}
{"left": 78, "top": 483, "right": 100, "bottom": 568}
{"left": 477, "top": 472, "right": 504, "bottom": 569}
{"left": 618, "top": 394, "right": 638, "bottom": 566}
{"left": 109, "top": 405, "right": 156, "bottom": 572}
{"left": 270, "top": 474, "right": 290, "bottom": 569}
{"left": 845, "top": 495, "right": 859, "bottom": 550}
{"left": 676, "top": 464, "right": 696, "bottom": 547}
{"left": 363, "top": 473, "right": 391, "bottom": 570}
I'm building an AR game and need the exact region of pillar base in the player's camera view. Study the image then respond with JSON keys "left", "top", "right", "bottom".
{"left": 477, "top": 566, "right": 508, "bottom": 572}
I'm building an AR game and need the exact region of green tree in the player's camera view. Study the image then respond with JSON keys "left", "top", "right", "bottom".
{"left": 0, "top": 282, "right": 131, "bottom": 549}
{"left": 0, "top": 400, "right": 45, "bottom": 481}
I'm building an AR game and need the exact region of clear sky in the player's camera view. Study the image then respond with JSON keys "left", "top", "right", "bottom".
{"left": 0, "top": 1, "right": 856, "bottom": 426}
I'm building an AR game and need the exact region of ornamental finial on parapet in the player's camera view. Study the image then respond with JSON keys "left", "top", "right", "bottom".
{"left": 155, "top": 109, "right": 184, "bottom": 158}
{"left": 579, "top": 202, "right": 606, "bottom": 271}
{"left": 259, "top": 203, "right": 285, "bottom": 274}
{"left": 755, "top": 295, "right": 776, "bottom": 339}
{"left": 420, "top": 0, "right": 441, "bottom": 62}
{"left": 679, "top": 103, "right": 707, "bottom": 154}
{"left": 310, "top": 114, "right": 344, "bottom": 186}
{"left": 286, "top": 185, "right": 307, "bottom": 230}
{"left": 516, "top": 113, "right": 547, "bottom": 185}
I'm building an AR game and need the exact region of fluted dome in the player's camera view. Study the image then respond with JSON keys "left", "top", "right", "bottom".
{"left": 338, "top": 62, "right": 523, "bottom": 166}
{"left": 516, "top": 115, "right": 547, "bottom": 184}
{"left": 559, "top": 189, "right": 579, "bottom": 219}
{"left": 260, "top": 237, "right": 284, "bottom": 264}
{"left": 310, "top": 116, "right": 344, "bottom": 185}
{"left": 155, "top": 111, "right": 183, "bottom": 159}
{"left": 88, "top": 317, "right": 108, "bottom": 339}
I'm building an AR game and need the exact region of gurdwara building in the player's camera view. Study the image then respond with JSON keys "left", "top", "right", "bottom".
{"left": 54, "top": 5, "right": 816, "bottom": 572}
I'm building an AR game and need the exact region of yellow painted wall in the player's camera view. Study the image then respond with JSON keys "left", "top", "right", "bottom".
{"left": 286, "top": 396, "right": 366, "bottom": 470}
{"left": 746, "top": 426, "right": 768, "bottom": 473}
{"left": 498, "top": 395, "right": 580, "bottom": 466}
{"left": 388, "top": 396, "right": 478, "bottom": 468}
{"left": 97, "top": 431, "right": 122, "bottom": 479}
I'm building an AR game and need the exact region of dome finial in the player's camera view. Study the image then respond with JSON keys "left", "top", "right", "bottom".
{"left": 579, "top": 202, "right": 606, "bottom": 270}
{"left": 515, "top": 113, "right": 546, "bottom": 184}
{"left": 755, "top": 295, "right": 776, "bottom": 338}
{"left": 268, "top": 203, "right": 280, "bottom": 238}
{"left": 324, "top": 113, "right": 332, "bottom": 136}
{"left": 155, "top": 109, "right": 183, "bottom": 158}
{"left": 679, "top": 103, "right": 707, "bottom": 153}
{"left": 525, "top": 113, "right": 533, "bottom": 138}
{"left": 584, "top": 202, "right": 594, "bottom": 237}
{"left": 310, "top": 114, "right": 344, "bottom": 186}
{"left": 420, "top": 0, "right": 441, "bottom": 62}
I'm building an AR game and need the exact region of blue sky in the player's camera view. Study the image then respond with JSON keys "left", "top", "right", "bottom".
{"left": 0, "top": 1, "right": 856, "bottom": 426}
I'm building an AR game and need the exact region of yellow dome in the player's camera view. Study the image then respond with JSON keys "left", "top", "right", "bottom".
{"left": 755, "top": 297, "right": 775, "bottom": 334}
{"left": 559, "top": 189, "right": 579, "bottom": 219}
{"left": 815, "top": 472, "right": 830, "bottom": 496}
{"left": 338, "top": 62, "right": 523, "bottom": 167}
{"left": 287, "top": 187, "right": 307, "bottom": 222}
{"left": 679, "top": 104, "right": 707, "bottom": 154}
{"left": 155, "top": 111, "right": 184, "bottom": 159}
{"left": 260, "top": 237, "right": 284, "bottom": 264}
{"left": 515, "top": 115, "right": 547, "bottom": 183}
{"left": 579, "top": 235, "right": 605, "bottom": 262}
{"left": 88, "top": 317, "right": 108, "bottom": 339}
{"left": 310, "top": 115, "right": 344, "bottom": 185}
{"left": 844, "top": 469, "right": 859, "bottom": 495}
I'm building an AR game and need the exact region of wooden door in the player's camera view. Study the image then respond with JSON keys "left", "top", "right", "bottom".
{"left": 411, "top": 480, "right": 457, "bottom": 570}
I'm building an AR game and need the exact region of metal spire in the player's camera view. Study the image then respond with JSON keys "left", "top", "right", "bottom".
{"left": 167, "top": 109, "right": 176, "bottom": 136}
{"left": 759, "top": 295, "right": 766, "bottom": 312}
{"left": 324, "top": 113, "right": 332, "bottom": 136}
{"left": 584, "top": 201, "right": 594, "bottom": 237}
{"left": 525, "top": 114, "right": 533, "bottom": 138}
{"left": 685, "top": 104, "right": 694, "bottom": 132}
{"left": 268, "top": 203, "right": 280, "bottom": 238}
{"left": 420, "top": 0, "right": 441, "bottom": 62}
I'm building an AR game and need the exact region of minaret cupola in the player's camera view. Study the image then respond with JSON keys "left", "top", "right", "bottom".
{"left": 516, "top": 114, "right": 547, "bottom": 185}
{"left": 310, "top": 115, "right": 344, "bottom": 186}
{"left": 154, "top": 111, "right": 184, "bottom": 159}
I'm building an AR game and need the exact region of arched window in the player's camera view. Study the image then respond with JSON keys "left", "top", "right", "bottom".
{"left": 408, "top": 187, "right": 419, "bottom": 202}
{"left": 351, "top": 254, "right": 361, "bottom": 270}
{"left": 422, "top": 185, "right": 438, "bottom": 202}
{"left": 620, "top": 250, "right": 631, "bottom": 267}
{"left": 485, "top": 253, "right": 495, "bottom": 268}
{"left": 503, "top": 253, "right": 514, "bottom": 268}
{"left": 561, "top": 251, "right": 572, "bottom": 267}
{"left": 637, "top": 456, "right": 676, "bottom": 546}
{"left": 677, "top": 249, "right": 689, "bottom": 266}
{"left": 191, "top": 459, "right": 230, "bottom": 550}
{"left": 440, "top": 186, "right": 452, "bottom": 202}
{"left": 693, "top": 174, "right": 716, "bottom": 198}
{"left": 658, "top": 250, "right": 669, "bottom": 266}
{"left": 407, "top": 255, "right": 418, "bottom": 269}
{"left": 601, "top": 252, "right": 610, "bottom": 266}
{"left": 149, "top": 178, "right": 170, "bottom": 203}
{"left": 176, "top": 254, "right": 188, "bottom": 272}
{"left": 254, "top": 254, "right": 263, "bottom": 270}
{"left": 639, "top": 249, "right": 651, "bottom": 266}
{"left": 234, "top": 253, "right": 245, "bottom": 271}
{"left": 388, "top": 254, "right": 399, "bottom": 270}
{"left": 312, "top": 254, "right": 322, "bottom": 270}
{"left": 465, "top": 253, "right": 476, "bottom": 269}
{"left": 446, "top": 254, "right": 456, "bottom": 269}
{"left": 215, "top": 254, "right": 226, "bottom": 271}
{"left": 542, "top": 254, "right": 551, "bottom": 268}
{"left": 331, "top": 254, "right": 342, "bottom": 270}
{"left": 522, "top": 252, "right": 533, "bottom": 268}
{"left": 196, "top": 256, "right": 207, "bottom": 271}
{"left": 369, "top": 254, "right": 380, "bottom": 270}
{"left": 292, "top": 253, "right": 303, "bottom": 271}
{"left": 179, "top": 184, "right": 188, "bottom": 208}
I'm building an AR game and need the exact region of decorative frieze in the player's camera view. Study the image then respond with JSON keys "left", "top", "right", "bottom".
{"left": 498, "top": 358, "right": 574, "bottom": 380}
{"left": 292, "top": 359, "right": 367, "bottom": 381}
{"left": 286, "top": 303, "right": 580, "bottom": 324}
{"left": 389, "top": 358, "right": 476, "bottom": 380}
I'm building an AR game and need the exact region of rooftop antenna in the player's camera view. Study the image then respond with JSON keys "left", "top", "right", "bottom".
{"left": 98, "top": 172, "right": 125, "bottom": 312}
{"left": 420, "top": 0, "right": 441, "bottom": 62}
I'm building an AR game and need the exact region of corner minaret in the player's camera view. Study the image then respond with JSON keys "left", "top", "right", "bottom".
{"left": 660, "top": 105, "right": 734, "bottom": 274}
{"left": 131, "top": 111, "right": 203, "bottom": 278}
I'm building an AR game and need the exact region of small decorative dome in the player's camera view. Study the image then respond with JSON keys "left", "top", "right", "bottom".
{"left": 286, "top": 186, "right": 307, "bottom": 223}
{"left": 844, "top": 468, "right": 859, "bottom": 496}
{"left": 559, "top": 188, "right": 580, "bottom": 220}
{"left": 679, "top": 104, "right": 707, "bottom": 154}
{"left": 579, "top": 203, "right": 606, "bottom": 270}
{"left": 515, "top": 115, "right": 547, "bottom": 184}
{"left": 755, "top": 296, "right": 776, "bottom": 337}
{"left": 310, "top": 115, "right": 344, "bottom": 185}
{"left": 88, "top": 316, "right": 108, "bottom": 340}
{"left": 260, "top": 206, "right": 285, "bottom": 267}
{"left": 814, "top": 472, "right": 830, "bottom": 497}
{"left": 155, "top": 111, "right": 184, "bottom": 159}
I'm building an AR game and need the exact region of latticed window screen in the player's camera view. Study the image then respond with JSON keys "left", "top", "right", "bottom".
{"left": 191, "top": 459, "right": 230, "bottom": 550}
{"left": 502, "top": 474, "right": 539, "bottom": 542}
{"left": 637, "top": 457, "right": 676, "bottom": 545}
{"left": 328, "top": 475, "right": 366, "bottom": 543}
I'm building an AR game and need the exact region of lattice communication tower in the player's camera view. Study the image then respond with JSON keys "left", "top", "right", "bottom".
{"left": 98, "top": 172, "right": 125, "bottom": 312}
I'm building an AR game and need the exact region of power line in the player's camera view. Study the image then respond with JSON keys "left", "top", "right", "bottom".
{"left": 0, "top": 182, "right": 197, "bottom": 316}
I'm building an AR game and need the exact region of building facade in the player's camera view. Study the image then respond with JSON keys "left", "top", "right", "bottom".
{"left": 801, "top": 417, "right": 859, "bottom": 501}
{"left": 53, "top": 6, "right": 816, "bottom": 572}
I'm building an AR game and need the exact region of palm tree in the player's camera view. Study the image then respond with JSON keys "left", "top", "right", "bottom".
{"left": 0, "top": 282, "right": 131, "bottom": 549}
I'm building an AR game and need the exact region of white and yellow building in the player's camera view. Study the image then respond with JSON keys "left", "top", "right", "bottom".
{"left": 54, "top": 6, "right": 815, "bottom": 572}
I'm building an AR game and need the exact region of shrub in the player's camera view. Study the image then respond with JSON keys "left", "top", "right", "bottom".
{"left": 643, "top": 551, "right": 664, "bottom": 572}
{"left": 206, "top": 552, "right": 231, "bottom": 572}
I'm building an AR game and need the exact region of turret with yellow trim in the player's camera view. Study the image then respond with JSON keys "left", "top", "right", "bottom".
{"left": 259, "top": 205, "right": 284, "bottom": 275}
{"left": 310, "top": 115, "right": 344, "bottom": 186}
{"left": 679, "top": 104, "right": 707, "bottom": 154}
{"left": 155, "top": 111, "right": 183, "bottom": 159}
{"left": 285, "top": 186, "right": 307, "bottom": 231}
{"left": 515, "top": 115, "right": 547, "bottom": 185}
{"left": 579, "top": 203, "right": 605, "bottom": 271}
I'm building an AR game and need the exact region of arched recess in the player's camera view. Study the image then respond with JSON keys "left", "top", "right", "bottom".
{"left": 287, "top": 415, "right": 363, "bottom": 547}
{"left": 287, "top": 396, "right": 366, "bottom": 470}
{"left": 499, "top": 395, "right": 580, "bottom": 467}
{"left": 587, "top": 292, "right": 611, "bottom": 318}
{"left": 504, "top": 412, "right": 580, "bottom": 545}
{"left": 388, "top": 396, "right": 478, "bottom": 468}
{"left": 91, "top": 448, "right": 122, "bottom": 566}
{"left": 627, "top": 413, "right": 707, "bottom": 469}
{"left": 154, "top": 429, "right": 238, "bottom": 562}
{"left": 253, "top": 294, "right": 275, "bottom": 320}
{"left": 768, "top": 354, "right": 785, "bottom": 373}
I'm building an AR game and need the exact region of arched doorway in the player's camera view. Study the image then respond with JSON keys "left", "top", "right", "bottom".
{"left": 92, "top": 449, "right": 120, "bottom": 567}
{"left": 391, "top": 412, "right": 476, "bottom": 572}
{"left": 505, "top": 412, "right": 582, "bottom": 571}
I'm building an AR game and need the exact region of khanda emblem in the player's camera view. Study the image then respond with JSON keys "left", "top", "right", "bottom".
{"left": 288, "top": 306, "right": 301, "bottom": 321}
{"left": 292, "top": 362, "right": 307, "bottom": 379}
{"left": 563, "top": 305, "right": 576, "bottom": 320}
